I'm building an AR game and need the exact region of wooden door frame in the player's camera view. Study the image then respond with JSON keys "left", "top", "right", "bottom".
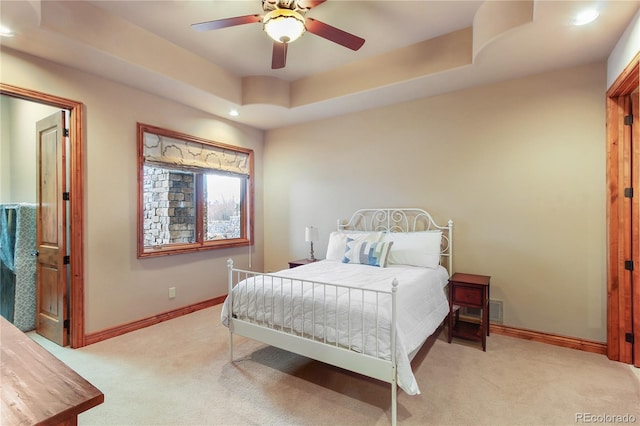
{"left": 606, "top": 53, "right": 639, "bottom": 363}
{"left": 0, "top": 83, "right": 86, "bottom": 348}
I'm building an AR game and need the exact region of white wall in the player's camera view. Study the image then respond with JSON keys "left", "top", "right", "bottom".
{"left": 607, "top": 8, "right": 640, "bottom": 89}
{"left": 0, "top": 96, "right": 59, "bottom": 203}
{"left": 264, "top": 62, "right": 607, "bottom": 342}
{"left": 1, "top": 48, "right": 264, "bottom": 334}
{"left": 0, "top": 96, "right": 10, "bottom": 203}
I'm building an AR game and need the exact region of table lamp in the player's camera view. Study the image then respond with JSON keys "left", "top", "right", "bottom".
{"left": 305, "top": 226, "right": 319, "bottom": 261}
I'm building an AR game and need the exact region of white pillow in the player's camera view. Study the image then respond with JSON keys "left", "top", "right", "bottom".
{"left": 326, "top": 231, "right": 383, "bottom": 261}
{"left": 383, "top": 231, "right": 442, "bottom": 269}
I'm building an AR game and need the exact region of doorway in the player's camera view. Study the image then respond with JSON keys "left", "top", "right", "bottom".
{"left": 0, "top": 83, "right": 86, "bottom": 348}
{"left": 606, "top": 55, "right": 640, "bottom": 367}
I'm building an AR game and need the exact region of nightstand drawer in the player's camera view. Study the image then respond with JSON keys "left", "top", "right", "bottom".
{"left": 452, "top": 286, "right": 483, "bottom": 306}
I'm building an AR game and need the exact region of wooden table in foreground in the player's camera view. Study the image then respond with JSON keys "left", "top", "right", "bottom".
{"left": 1, "top": 317, "right": 104, "bottom": 426}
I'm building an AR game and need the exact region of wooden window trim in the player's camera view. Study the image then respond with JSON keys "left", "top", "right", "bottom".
{"left": 137, "top": 123, "right": 254, "bottom": 258}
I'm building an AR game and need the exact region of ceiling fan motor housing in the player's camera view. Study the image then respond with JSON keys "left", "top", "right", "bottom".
{"left": 262, "top": 0, "right": 306, "bottom": 13}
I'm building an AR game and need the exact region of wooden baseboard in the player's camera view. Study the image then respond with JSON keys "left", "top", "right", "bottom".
{"left": 490, "top": 323, "right": 607, "bottom": 355}
{"left": 83, "top": 298, "right": 608, "bottom": 357}
{"left": 84, "top": 296, "right": 226, "bottom": 346}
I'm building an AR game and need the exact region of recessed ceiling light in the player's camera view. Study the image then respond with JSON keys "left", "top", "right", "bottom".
{"left": 0, "top": 25, "right": 15, "bottom": 37}
{"left": 573, "top": 9, "right": 599, "bottom": 26}
{"left": 229, "top": 109, "right": 239, "bottom": 117}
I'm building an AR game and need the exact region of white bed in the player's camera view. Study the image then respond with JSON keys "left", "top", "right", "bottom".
{"left": 222, "top": 208, "right": 453, "bottom": 425}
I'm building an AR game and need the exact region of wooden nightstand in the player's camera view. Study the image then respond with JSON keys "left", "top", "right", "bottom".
{"left": 288, "top": 258, "right": 321, "bottom": 268}
{"left": 448, "top": 272, "right": 491, "bottom": 351}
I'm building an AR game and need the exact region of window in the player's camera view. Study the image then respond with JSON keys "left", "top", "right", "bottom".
{"left": 137, "top": 123, "right": 253, "bottom": 257}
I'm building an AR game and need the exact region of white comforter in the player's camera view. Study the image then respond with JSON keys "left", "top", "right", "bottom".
{"left": 221, "top": 260, "right": 450, "bottom": 395}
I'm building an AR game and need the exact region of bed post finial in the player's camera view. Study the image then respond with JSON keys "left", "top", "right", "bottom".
{"left": 227, "top": 258, "right": 234, "bottom": 269}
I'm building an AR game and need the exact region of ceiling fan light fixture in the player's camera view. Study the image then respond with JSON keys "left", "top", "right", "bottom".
{"left": 263, "top": 9, "right": 306, "bottom": 43}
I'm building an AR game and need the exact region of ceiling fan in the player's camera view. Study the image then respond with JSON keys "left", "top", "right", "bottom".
{"left": 191, "top": 0, "right": 365, "bottom": 69}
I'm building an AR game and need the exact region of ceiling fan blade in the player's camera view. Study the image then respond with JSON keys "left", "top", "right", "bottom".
{"left": 272, "top": 42, "right": 288, "bottom": 69}
{"left": 191, "top": 15, "right": 261, "bottom": 32}
{"left": 297, "top": 0, "right": 327, "bottom": 9}
{"left": 305, "top": 18, "right": 365, "bottom": 51}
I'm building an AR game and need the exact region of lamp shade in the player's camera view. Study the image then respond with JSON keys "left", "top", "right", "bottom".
{"left": 305, "top": 226, "right": 319, "bottom": 242}
{"left": 263, "top": 9, "right": 306, "bottom": 43}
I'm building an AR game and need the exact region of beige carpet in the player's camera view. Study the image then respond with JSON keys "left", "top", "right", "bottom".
{"left": 30, "top": 305, "right": 640, "bottom": 425}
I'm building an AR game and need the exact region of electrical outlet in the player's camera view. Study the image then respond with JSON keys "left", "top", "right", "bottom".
{"left": 168, "top": 287, "right": 176, "bottom": 299}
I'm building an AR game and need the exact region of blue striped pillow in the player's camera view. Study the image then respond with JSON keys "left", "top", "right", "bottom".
{"left": 342, "top": 238, "right": 394, "bottom": 267}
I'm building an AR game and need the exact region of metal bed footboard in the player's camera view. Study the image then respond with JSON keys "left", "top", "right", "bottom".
{"left": 226, "top": 259, "right": 400, "bottom": 425}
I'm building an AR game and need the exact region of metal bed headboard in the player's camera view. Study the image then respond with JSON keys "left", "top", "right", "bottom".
{"left": 337, "top": 208, "right": 454, "bottom": 274}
